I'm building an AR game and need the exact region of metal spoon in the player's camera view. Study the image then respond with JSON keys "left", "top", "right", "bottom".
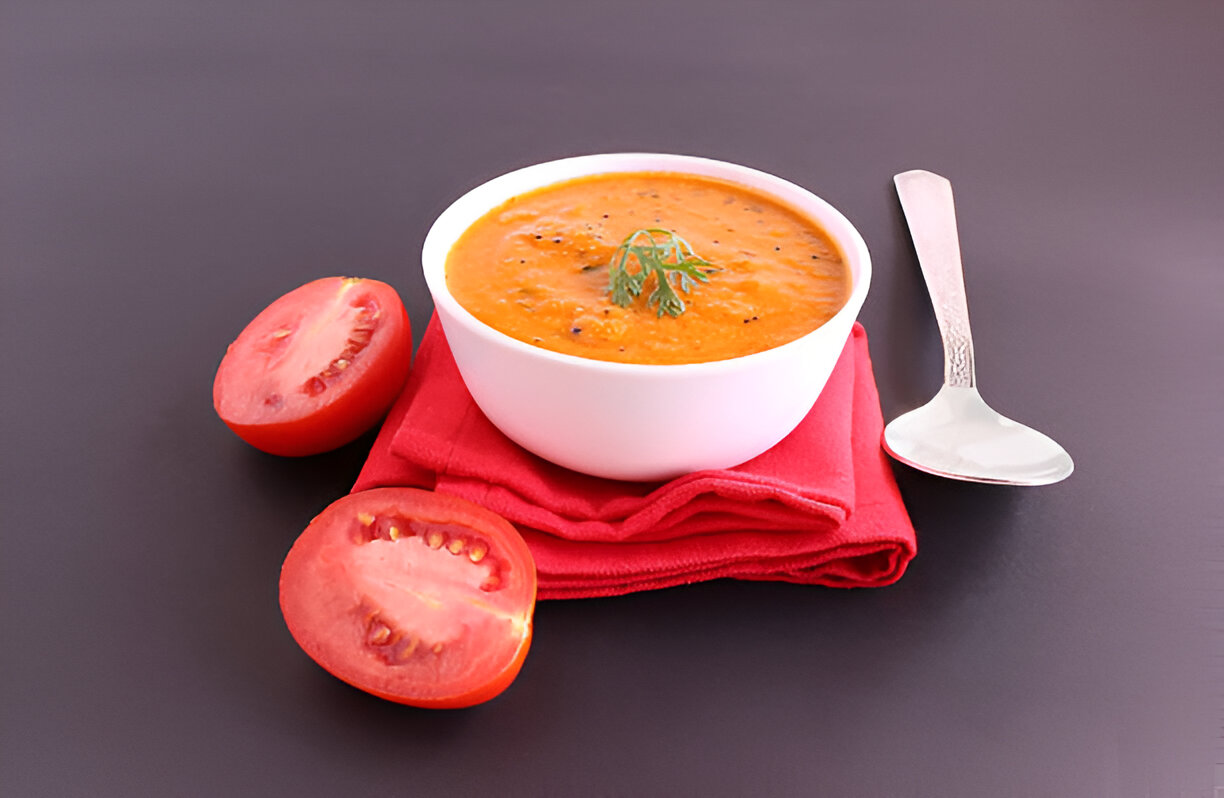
{"left": 883, "top": 169, "right": 1073, "bottom": 485}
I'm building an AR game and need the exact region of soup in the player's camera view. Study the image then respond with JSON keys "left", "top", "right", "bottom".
{"left": 444, "top": 171, "right": 851, "bottom": 365}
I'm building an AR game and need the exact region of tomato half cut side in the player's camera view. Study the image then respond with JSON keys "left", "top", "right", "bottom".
{"left": 279, "top": 488, "right": 538, "bottom": 708}
{"left": 213, "top": 277, "right": 412, "bottom": 456}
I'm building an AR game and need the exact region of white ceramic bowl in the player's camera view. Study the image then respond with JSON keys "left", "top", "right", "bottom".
{"left": 422, "top": 153, "right": 871, "bottom": 482}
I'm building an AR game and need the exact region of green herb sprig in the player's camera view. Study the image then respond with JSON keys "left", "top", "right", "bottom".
{"left": 607, "top": 229, "right": 718, "bottom": 318}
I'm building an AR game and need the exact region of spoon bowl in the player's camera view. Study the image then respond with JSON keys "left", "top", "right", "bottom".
{"left": 885, "top": 170, "right": 1073, "bottom": 486}
{"left": 883, "top": 385, "right": 1073, "bottom": 486}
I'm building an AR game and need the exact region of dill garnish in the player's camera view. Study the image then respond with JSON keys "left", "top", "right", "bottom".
{"left": 606, "top": 229, "right": 718, "bottom": 318}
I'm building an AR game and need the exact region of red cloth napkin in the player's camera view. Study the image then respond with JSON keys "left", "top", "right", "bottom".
{"left": 353, "top": 315, "right": 916, "bottom": 599}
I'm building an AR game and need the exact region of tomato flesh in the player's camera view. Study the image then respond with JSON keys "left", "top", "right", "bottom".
{"left": 213, "top": 277, "right": 412, "bottom": 456}
{"left": 279, "top": 488, "right": 537, "bottom": 708}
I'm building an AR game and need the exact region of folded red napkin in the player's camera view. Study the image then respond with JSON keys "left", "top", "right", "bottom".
{"left": 353, "top": 315, "right": 916, "bottom": 599}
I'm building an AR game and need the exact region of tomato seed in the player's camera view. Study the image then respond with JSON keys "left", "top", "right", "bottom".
{"left": 426, "top": 531, "right": 445, "bottom": 550}
{"left": 467, "top": 542, "right": 488, "bottom": 563}
{"left": 352, "top": 512, "right": 423, "bottom": 543}
{"left": 362, "top": 609, "right": 434, "bottom": 664}
{"left": 368, "top": 623, "right": 392, "bottom": 645}
{"left": 446, "top": 538, "right": 465, "bottom": 555}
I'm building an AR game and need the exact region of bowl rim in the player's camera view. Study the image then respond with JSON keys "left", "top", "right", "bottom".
{"left": 422, "top": 152, "right": 872, "bottom": 375}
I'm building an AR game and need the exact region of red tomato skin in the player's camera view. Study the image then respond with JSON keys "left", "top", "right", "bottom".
{"left": 279, "top": 488, "right": 537, "bottom": 709}
{"left": 213, "top": 277, "right": 412, "bottom": 456}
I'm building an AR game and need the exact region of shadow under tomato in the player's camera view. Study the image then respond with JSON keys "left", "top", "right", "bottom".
{"left": 237, "top": 425, "right": 383, "bottom": 512}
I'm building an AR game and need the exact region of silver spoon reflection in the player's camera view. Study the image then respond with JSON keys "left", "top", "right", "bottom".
{"left": 883, "top": 170, "right": 1073, "bottom": 486}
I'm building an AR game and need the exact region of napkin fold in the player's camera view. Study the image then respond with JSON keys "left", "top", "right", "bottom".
{"left": 353, "top": 315, "right": 916, "bottom": 599}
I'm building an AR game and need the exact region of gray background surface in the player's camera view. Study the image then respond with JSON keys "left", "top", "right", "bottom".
{"left": 2, "top": 1, "right": 1220, "bottom": 795}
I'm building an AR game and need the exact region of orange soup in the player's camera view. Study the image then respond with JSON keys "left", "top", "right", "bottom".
{"left": 444, "top": 172, "right": 851, "bottom": 365}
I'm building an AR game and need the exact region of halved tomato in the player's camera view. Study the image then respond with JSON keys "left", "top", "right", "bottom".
{"left": 213, "top": 277, "right": 412, "bottom": 456}
{"left": 279, "top": 488, "right": 537, "bottom": 708}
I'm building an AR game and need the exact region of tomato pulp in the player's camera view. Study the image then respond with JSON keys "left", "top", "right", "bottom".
{"left": 213, "top": 277, "right": 412, "bottom": 456}
{"left": 279, "top": 488, "right": 537, "bottom": 708}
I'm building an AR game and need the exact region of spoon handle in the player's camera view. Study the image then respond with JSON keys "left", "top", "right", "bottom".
{"left": 894, "top": 170, "right": 976, "bottom": 389}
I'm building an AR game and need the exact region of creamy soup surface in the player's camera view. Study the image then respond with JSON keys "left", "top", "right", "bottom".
{"left": 445, "top": 172, "right": 851, "bottom": 365}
